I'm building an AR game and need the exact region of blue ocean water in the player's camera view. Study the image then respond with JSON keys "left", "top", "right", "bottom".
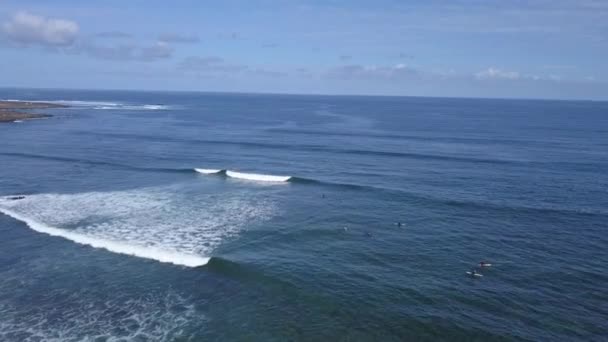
{"left": 0, "top": 88, "right": 607, "bottom": 341}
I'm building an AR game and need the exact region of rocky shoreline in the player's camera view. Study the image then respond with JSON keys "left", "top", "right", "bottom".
{"left": 0, "top": 101, "right": 67, "bottom": 123}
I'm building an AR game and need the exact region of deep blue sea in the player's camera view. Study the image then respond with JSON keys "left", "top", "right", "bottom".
{"left": 0, "top": 88, "right": 606, "bottom": 341}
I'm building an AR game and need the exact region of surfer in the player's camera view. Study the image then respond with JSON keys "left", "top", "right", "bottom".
{"left": 6, "top": 195, "right": 25, "bottom": 201}
{"left": 365, "top": 232, "right": 373, "bottom": 238}
{"left": 479, "top": 261, "right": 492, "bottom": 267}
{"left": 468, "top": 269, "right": 481, "bottom": 277}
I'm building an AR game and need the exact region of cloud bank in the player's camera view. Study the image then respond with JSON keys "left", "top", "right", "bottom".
{"left": 1, "top": 11, "right": 79, "bottom": 46}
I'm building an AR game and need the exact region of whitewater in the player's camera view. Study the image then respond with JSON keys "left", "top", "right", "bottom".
{"left": 195, "top": 168, "right": 292, "bottom": 182}
{"left": 0, "top": 184, "right": 277, "bottom": 267}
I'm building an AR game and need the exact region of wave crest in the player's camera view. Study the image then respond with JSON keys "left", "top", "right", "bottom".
{"left": 226, "top": 171, "right": 291, "bottom": 182}
{"left": 194, "top": 168, "right": 223, "bottom": 174}
{"left": 194, "top": 168, "right": 291, "bottom": 182}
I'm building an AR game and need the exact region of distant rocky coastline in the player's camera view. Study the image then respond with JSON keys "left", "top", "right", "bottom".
{"left": 0, "top": 101, "right": 67, "bottom": 123}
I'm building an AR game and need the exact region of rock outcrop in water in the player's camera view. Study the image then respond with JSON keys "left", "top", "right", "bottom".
{"left": 0, "top": 101, "right": 66, "bottom": 123}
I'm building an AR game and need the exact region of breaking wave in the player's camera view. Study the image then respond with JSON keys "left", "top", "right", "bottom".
{"left": 2, "top": 99, "right": 169, "bottom": 110}
{"left": 194, "top": 168, "right": 223, "bottom": 174}
{"left": 226, "top": 171, "right": 291, "bottom": 182}
{"left": 0, "top": 185, "right": 276, "bottom": 267}
{"left": 0, "top": 208, "right": 209, "bottom": 267}
{"left": 194, "top": 168, "right": 291, "bottom": 182}
{"left": 94, "top": 104, "right": 170, "bottom": 110}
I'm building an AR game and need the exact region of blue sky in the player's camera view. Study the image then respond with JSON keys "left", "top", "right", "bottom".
{"left": 1, "top": 0, "right": 607, "bottom": 99}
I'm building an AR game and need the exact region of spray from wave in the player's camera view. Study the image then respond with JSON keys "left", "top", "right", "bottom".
{"left": 0, "top": 185, "right": 276, "bottom": 267}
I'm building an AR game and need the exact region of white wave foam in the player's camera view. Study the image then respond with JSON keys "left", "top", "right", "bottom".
{"left": 2, "top": 99, "right": 168, "bottom": 110}
{"left": 0, "top": 186, "right": 275, "bottom": 267}
{"left": 0, "top": 290, "right": 202, "bottom": 341}
{"left": 94, "top": 104, "right": 169, "bottom": 110}
{"left": 93, "top": 106, "right": 120, "bottom": 110}
{"left": 0, "top": 207, "right": 209, "bottom": 267}
{"left": 226, "top": 170, "right": 291, "bottom": 182}
{"left": 141, "top": 104, "right": 168, "bottom": 110}
{"left": 28, "top": 100, "right": 122, "bottom": 107}
{"left": 194, "top": 168, "right": 223, "bottom": 174}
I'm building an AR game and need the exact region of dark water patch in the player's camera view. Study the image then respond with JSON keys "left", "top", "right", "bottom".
{"left": 205, "top": 257, "right": 297, "bottom": 291}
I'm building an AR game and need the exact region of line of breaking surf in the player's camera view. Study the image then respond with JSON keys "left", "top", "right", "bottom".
{"left": 0, "top": 207, "right": 209, "bottom": 267}
{"left": 194, "top": 168, "right": 291, "bottom": 182}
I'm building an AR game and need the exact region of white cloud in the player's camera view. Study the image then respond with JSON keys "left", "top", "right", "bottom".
{"left": 1, "top": 11, "right": 79, "bottom": 46}
{"left": 475, "top": 67, "right": 521, "bottom": 80}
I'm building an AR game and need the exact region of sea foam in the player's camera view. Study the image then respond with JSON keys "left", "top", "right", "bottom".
{"left": 0, "top": 207, "right": 208, "bottom": 267}
{"left": 0, "top": 185, "right": 275, "bottom": 267}
{"left": 2, "top": 99, "right": 169, "bottom": 110}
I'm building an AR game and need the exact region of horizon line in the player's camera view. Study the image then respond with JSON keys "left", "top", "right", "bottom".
{"left": 1, "top": 85, "right": 606, "bottom": 103}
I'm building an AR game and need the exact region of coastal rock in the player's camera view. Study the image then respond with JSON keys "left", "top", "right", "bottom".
{"left": 0, "top": 110, "right": 51, "bottom": 123}
{"left": 0, "top": 101, "right": 63, "bottom": 123}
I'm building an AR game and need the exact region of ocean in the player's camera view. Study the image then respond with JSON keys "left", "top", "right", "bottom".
{"left": 0, "top": 88, "right": 606, "bottom": 341}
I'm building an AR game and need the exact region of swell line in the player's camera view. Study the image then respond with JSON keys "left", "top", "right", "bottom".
{"left": 79, "top": 131, "right": 519, "bottom": 166}
{"left": 290, "top": 176, "right": 608, "bottom": 217}
{"left": 0, "top": 152, "right": 193, "bottom": 174}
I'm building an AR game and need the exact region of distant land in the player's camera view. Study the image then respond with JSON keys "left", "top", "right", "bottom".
{"left": 0, "top": 101, "right": 66, "bottom": 123}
